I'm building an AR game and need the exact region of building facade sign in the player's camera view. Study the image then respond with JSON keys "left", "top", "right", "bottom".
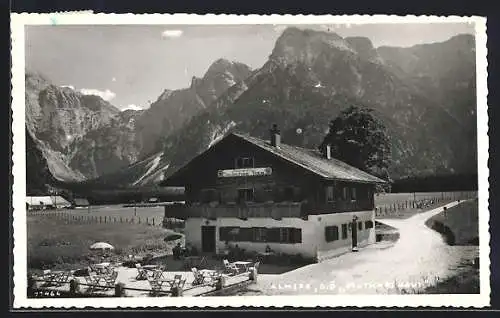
{"left": 217, "top": 167, "right": 272, "bottom": 178}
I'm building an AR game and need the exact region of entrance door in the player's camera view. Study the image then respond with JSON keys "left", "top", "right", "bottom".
{"left": 351, "top": 220, "right": 358, "bottom": 249}
{"left": 201, "top": 226, "right": 216, "bottom": 253}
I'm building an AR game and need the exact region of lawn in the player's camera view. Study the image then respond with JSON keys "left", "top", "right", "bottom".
{"left": 425, "top": 199, "right": 479, "bottom": 245}
{"left": 423, "top": 264, "right": 479, "bottom": 294}
{"left": 27, "top": 214, "right": 183, "bottom": 271}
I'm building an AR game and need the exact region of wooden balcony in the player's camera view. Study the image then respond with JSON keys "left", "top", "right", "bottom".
{"left": 164, "top": 202, "right": 304, "bottom": 220}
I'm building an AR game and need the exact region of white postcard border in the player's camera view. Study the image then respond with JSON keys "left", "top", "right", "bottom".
{"left": 11, "top": 13, "right": 489, "bottom": 308}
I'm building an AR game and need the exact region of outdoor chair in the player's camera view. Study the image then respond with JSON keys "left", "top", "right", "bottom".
{"left": 173, "top": 274, "right": 186, "bottom": 289}
{"left": 150, "top": 269, "right": 165, "bottom": 281}
{"left": 249, "top": 261, "right": 260, "bottom": 273}
{"left": 103, "top": 271, "right": 118, "bottom": 289}
{"left": 84, "top": 275, "right": 96, "bottom": 294}
{"left": 147, "top": 272, "right": 171, "bottom": 296}
{"left": 53, "top": 271, "right": 71, "bottom": 286}
{"left": 191, "top": 268, "right": 205, "bottom": 286}
{"left": 135, "top": 263, "right": 148, "bottom": 280}
{"left": 41, "top": 269, "right": 56, "bottom": 283}
{"left": 223, "top": 259, "right": 239, "bottom": 275}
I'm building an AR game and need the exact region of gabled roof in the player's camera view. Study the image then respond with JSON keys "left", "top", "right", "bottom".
{"left": 162, "top": 132, "right": 387, "bottom": 185}
{"left": 232, "top": 133, "right": 386, "bottom": 184}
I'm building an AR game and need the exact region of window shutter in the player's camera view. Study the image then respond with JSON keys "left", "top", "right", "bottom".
{"left": 291, "top": 228, "right": 302, "bottom": 243}
{"left": 267, "top": 228, "right": 280, "bottom": 243}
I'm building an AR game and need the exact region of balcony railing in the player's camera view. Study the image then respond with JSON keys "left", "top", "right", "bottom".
{"left": 164, "top": 202, "right": 304, "bottom": 220}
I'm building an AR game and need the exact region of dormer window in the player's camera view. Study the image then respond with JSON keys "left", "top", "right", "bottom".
{"left": 235, "top": 157, "right": 254, "bottom": 169}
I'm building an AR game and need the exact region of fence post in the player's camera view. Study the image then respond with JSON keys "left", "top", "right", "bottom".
{"left": 138, "top": 217, "right": 141, "bottom": 224}
{"left": 171, "top": 285, "right": 183, "bottom": 297}
{"left": 69, "top": 279, "right": 79, "bottom": 296}
{"left": 153, "top": 218, "right": 155, "bottom": 226}
{"left": 120, "top": 217, "right": 122, "bottom": 223}
{"left": 114, "top": 283, "right": 125, "bottom": 297}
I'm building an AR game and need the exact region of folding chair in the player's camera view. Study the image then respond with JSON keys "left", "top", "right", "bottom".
{"left": 104, "top": 271, "right": 118, "bottom": 290}
{"left": 41, "top": 269, "right": 56, "bottom": 285}
{"left": 223, "top": 259, "right": 239, "bottom": 275}
{"left": 148, "top": 279, "right": 162, "bottom": 296}
{"left": 191, "top": 268, "right": 205, "bottom": 286}
{"left": 135, "top": 263, "right": 148, "bottom": 280}
{"left": 54, "top": 272, "right": 70, "bottom": 287}
{"left": 84, "top": 275, "right": 97, "bottom": 294}
{"left": 172, "top": 274, "right": 186, "bottom": 288}
{"left": 249, "top": 261, "right": 260, "bottom": 273}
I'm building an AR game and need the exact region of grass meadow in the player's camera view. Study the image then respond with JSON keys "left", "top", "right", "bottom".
{"left": 27, "top": 213, "right": 182, "bottom": 271}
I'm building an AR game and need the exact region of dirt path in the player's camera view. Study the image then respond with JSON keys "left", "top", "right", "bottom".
{"left": 253, "top": 200, "right": 478, "bottom": 295}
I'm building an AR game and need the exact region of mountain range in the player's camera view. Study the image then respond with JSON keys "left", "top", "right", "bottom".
{"left": 25, "top": 27, "right": 477, "bottom": 194}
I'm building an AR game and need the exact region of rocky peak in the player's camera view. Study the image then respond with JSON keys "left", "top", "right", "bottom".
{"left": 270, "top": 27, "right": 353, "bottom": 67}
{"left": 345, "top": 36, "right": 385, "bottom": 65}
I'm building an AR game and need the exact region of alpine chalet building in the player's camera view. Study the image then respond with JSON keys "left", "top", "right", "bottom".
{"left": 161, "top": 125, "right": 386, "bottom": 261}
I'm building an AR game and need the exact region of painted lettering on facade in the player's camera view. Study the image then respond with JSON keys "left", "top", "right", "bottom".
{"left": 217, "top": 167, "right": 272, "bottom": 178}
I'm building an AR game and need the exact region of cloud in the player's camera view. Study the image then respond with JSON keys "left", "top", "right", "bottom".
{"left": 60, "top": 85, "right": 75, "bottom": 90}
{"left": 122, "top": 104, "right": 143, "bottom": 111}
{"left": 79, "top": 88, "right": 116, "bottom": 101}
{"left": 161, "top": 29, "right": 183, "bottom": 39}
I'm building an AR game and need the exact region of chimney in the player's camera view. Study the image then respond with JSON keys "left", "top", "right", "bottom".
{"left": 270, "top": 124, "right": 281, "bottom": 148}
{"left": 326, "top": 144, "right": 332, "bottom": 160}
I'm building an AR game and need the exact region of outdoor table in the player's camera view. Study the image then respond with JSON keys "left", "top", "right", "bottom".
{"left": 232, "top": 261, "right": 252, "bottom": 272}
{"left": 94, "top": 262, "right": 112, "bottom": 274}
{"left": 142, "top": 265, "right": 159, "bottom": 269}
{"left": 199, "top": 269, "right": 219, "bottom": 278}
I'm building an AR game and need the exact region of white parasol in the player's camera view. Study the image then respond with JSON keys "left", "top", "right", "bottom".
{"left": 89, "top": 242, "right": 115, "bottom": 251}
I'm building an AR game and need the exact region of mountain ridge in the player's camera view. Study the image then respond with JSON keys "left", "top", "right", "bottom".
{"left": 26, "top": 29, "right": 477, "bottom": 193}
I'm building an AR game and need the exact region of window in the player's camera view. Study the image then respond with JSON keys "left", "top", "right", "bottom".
{"left": 218, "top": 227, "right": 301, "bottom": 244}
{"left": 351, "top": 187, "right": 357, "bottom": 201}
{"left": 254, "top": 228, "right": 267, "bottom": 242}
{"left": 267, "top": 228, "right": 281, "bottom": 243}
{"left": 358, "top": 221, "right": 363, "bottom": 231}
{"left": 341, "top": 224, "right": 348, "bottom": 239}
{"left": 326, "top": 186, "right": 335, "bottom": 203}
{"left": 279, "top": 228, "right": 290, "bottom": 243}
{"left": 365, "top": 220, "right": 374, "bottom": 229}
{"left": 342, "top": 187, "right": 348, "bottom": 200}
{"left": 238, "top": 188, "right": 254, "bottom": 203}
{"left": 290, "top": 228, "right": 302, "bottom": 243}
{"left": 219, "top": 227, "right": 239, "bottom": 242}
{"left": 325, "top": 226, "right": 339, "bottom": 242}
{"left": 235, "top": 157, "right": 254, "bottom": 169}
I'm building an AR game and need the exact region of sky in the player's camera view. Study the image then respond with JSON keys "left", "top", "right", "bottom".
{"left": 25, "top": 23, "right": 475, "bottom": 111}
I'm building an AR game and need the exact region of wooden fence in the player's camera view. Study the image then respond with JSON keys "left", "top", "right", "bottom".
{"left": 375, "top": 191, "right": 477, "bottom": 218}
{"left": 26, "top": 211, "right": 185, "bottom": 229}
